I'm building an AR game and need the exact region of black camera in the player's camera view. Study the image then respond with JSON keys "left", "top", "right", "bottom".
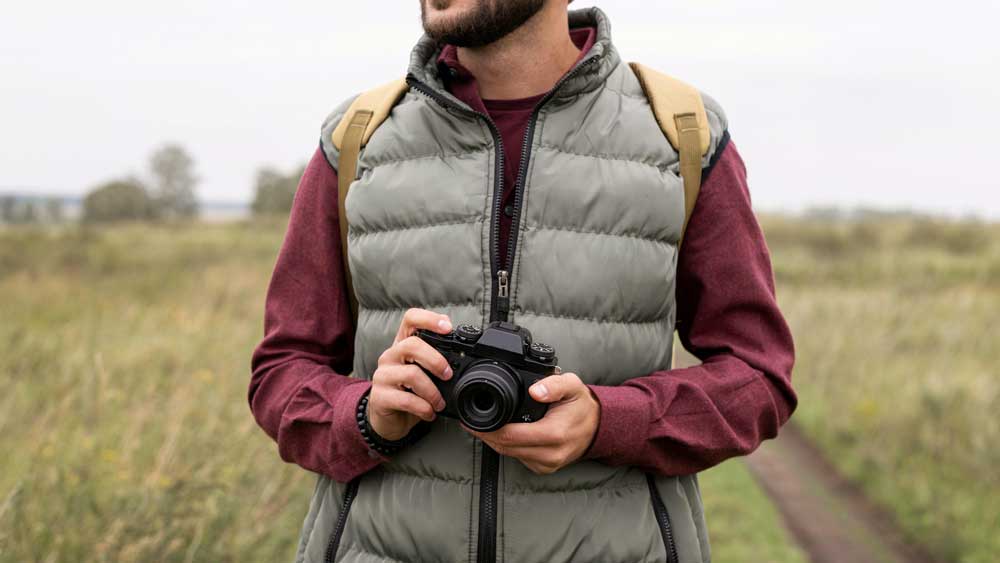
{"left": 414, "top": 321, "right": 559, "bottom": 432}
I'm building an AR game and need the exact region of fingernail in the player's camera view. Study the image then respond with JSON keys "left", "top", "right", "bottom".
{"left": 436, "top": 400, "right": 446, "bottom": 412}
{"left": 443, "top": 366, "right": 453, "bottom": 379}
{"left": 530, "top": 383, "right": 548, "bottom": 400}
{"left": 438, "top": 318, "right": 452, "bottom": 332}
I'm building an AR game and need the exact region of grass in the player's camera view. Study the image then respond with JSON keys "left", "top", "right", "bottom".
{"left": 699, "top": 461, "right": 807, "bottom": 563}
{"left": 763, "top": 215, "right": 1000, "bottom": 563}
{"left": 0, "top": 219, "right": 804, "bottom": 562}
{"left": 0, "top": 221, "right": 312, "bottom": 562}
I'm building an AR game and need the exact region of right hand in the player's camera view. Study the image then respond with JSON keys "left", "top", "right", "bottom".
{"left": 368, "top": 308, "right": 455, "bottom": 441}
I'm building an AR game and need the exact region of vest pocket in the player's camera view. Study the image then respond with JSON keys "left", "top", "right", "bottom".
{"left": 323, "top": 476, "right": 361, "bottom": 563}
{"left": 646, "top": 474, "right": 679, "bottom": 563}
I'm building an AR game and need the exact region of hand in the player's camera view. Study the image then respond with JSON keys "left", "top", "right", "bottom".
{"left": 466, "top": 372, "right": 601, "bottom": 475}
{"left": 368, "top": 308, "right": 454, "bottom": 441}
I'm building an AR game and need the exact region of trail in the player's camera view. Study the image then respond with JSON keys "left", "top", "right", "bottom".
{"left": 744, "top": 424, "right": 941, "bottom": 563}
{"left": 674, "top": 345, "right": 939, "bottom": 562}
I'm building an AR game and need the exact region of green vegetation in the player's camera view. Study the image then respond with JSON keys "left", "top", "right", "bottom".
{"left": 763, "top": 216, "right": 1000, "bottom": 563}
{"left": 0, "top": 221, "right": 309, "bottom": 562}
{"left": 0, "top": 220, "right": 805, "bottom": 562}
{"left": 251, "top": 165, "right": 305, "bottom": 216}
{"left": 699, "top": 461, "right": 807, "bottom": 563}
{"left": 1, "top": 215, "right": 995, "bottom": 562}
{"left": 80, "top": 144, "right": 200, "bottom": 224}
{"left": 0, "top": 196, "right": 63, "bottom": 225}
{"left": 82, "top": 178, "right": 157, "bottom": 223}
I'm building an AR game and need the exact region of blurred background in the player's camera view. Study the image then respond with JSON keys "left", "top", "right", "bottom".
{"left": 1, "top": 1, "right": 997, "bottom": 562}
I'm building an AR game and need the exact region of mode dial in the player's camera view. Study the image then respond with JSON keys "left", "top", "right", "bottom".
{"left": 528, "top": 342, "right": 555, "bottom": 362}
{"left": 455, "top": 324, "right": 483, "bottom": 343}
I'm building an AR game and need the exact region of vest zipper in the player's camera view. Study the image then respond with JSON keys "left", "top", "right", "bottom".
{"left": 406, "top": 75, "right": 509, "bottom": 563}
{"left": 407, "top": 54, "right": 600, "bottom": 563}
{"left": 496, "top": 269, "right": 510, "bottom": 316}
{"left": 500, "top": 54, "right": 599, "bottom": 293}
{"left": 646, "top": 474, "right": 679, "bottom": 563}
{"left": 323, "top": 477, "right": 361, "bottom": 563}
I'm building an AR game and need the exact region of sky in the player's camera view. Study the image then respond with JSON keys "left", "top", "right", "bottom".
{"left": 2, "top": 1, "right": 999, "bottom": 217}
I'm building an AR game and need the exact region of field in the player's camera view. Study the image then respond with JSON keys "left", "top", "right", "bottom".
{"left": 0, "top": 215, "right": 996, "bottom": 562}
{"left": 0, "top": 220, "right": 803, "bottom": 562}
{"left": 766, "top": 216, "right": 1000, "bottom": 563}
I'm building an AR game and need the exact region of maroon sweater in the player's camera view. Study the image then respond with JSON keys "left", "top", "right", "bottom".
{"left": 249, "top": 31, "right": 796, "bottom": 482}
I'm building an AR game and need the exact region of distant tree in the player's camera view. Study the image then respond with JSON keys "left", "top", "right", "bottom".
{"left": 44, "top": 198, "right": 64, "bottom": 223}
{"left": 21, "top": 201, "right": 38, "bottom": 224}
{"left": 251, "top": 164, "right": 304, "bottom": 216}
{"left": 0, "top": 196, "right": 15, "bottom": 224}
{"left": 150, "top": 144, "right": 199, "bottom": 219}
{"left": 82, "top": 177, "right": 155, "bottom": 223}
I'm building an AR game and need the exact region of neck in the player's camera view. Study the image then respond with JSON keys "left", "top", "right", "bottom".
{"left": 456, "top": 3, "right": 579, "bottom": 100}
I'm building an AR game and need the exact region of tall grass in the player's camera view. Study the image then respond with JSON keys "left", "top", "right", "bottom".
{"left": 0, "top": 221, "right": 311, "bottom": 562}
{"left": 763, "top": 216, "right": 1000, "bottom": 563}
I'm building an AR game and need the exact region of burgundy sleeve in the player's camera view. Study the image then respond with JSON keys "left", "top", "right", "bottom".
{"left": 248, "top": 146, "right": 385, "bottom": 483}
{"left": 584, "top": 138, "right": 797, "bottom": 476}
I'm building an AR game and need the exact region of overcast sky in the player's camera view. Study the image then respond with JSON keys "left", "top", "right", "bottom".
{"left": 2, "top": 1, "right": 998, "bottom": 217}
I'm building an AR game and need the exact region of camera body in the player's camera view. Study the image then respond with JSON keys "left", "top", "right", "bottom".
{"left": 415, "top": 321, "right": 559, "bottom": 432}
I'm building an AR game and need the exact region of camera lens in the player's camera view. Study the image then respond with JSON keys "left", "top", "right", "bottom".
{"left": 452, "top": 361, "right": 521, "bottom": 432}
{"left": 472, "top": 390, "right": 494, "bottom": 413}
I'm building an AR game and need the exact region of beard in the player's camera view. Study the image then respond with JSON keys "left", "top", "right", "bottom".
{"left": 421, "top": 0, "right": 547, "bottom": 48}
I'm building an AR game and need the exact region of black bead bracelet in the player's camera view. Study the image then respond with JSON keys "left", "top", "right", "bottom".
{"left": 356, "top": 389, "right": 430, "bottom": 457}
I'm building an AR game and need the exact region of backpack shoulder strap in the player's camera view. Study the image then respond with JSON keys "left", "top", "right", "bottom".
{"left": 331, "top": 77, "right": 409, "bottom": 327}
{"left": 628, "top": 62, "right": 711, "bottom": 245}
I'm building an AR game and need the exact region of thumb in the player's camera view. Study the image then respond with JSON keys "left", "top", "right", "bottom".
{"left": 528, "top": 373, "right": 583, "bottom": 404}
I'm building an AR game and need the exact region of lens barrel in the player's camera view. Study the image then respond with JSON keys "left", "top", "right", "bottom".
{"left": 452, "top": 361, "right": 521, "bottom": 432}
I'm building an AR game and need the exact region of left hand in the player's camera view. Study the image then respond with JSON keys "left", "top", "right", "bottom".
{"left": 465, "top": 372, "right": 601, "bottom": 475}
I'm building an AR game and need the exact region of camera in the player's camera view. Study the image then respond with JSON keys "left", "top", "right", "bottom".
{"left": 414, "top": 321, "right": 560, "bottom": 432}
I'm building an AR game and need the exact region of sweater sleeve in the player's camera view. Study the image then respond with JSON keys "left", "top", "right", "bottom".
{"left": 248, "top": 146, "right": 384, "bottom": 483}
{"left": 584, "top": 137, "right": 797, "bottom": 476}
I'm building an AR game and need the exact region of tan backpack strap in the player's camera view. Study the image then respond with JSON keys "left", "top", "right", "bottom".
{"left": 333, "top": 78, "right": 408, "bottom": 327}
{"left": 628, "top": 62, "right": 711, "bottom": 246}
{"left": 674, "top": 112, "right": 703, "bottom": 240}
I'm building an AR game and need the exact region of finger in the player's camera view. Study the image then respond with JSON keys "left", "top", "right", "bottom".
{"left": 528, "top": 372, "right": 584, "bottom": 404}
{"left": 379, "top": 364, "right": 446, "bottom": 412}
{"left": 373, "top": 387, "right": 437, "bottom": 422}
{"left": 522, "top": 459, "right": 560, "bottom": 476}
{"left": 396, "top": 336, "right": 453, "bottom": 380}
{"left": 479, "top": 439, "right": 565, "bottom": 474}
{"left": 465, "top": 421, "right": 561, "bottom": 448}
{"left": 396, "top": 308, "right": 452, "bottom": 343}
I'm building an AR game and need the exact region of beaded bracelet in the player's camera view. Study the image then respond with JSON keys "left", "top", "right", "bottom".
{"left": 356, "top": 389, "right": 430, "bottom": 457}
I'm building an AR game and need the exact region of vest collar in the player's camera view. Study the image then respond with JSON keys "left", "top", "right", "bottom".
{"left": 406, "top": 7, "right": 620, "bottom": 111}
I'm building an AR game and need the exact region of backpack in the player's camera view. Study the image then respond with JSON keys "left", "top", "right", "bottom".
{"left": 331, "top": 62, "right": 711, "bottom": 326}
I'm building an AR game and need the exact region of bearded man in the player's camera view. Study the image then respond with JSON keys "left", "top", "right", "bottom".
{"left": 250, "top": 2, "right": 797, "bottom": 562}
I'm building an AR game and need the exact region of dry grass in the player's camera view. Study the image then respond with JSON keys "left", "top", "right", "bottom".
{"left": 762, "top": 215, "right": 1000, "bottom": 563}
{"left": 0, "top": 221, "right": 312, "bottom": 562}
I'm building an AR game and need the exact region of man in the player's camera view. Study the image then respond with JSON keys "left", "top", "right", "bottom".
{"left": 250, "top": 2, "right": 796, "bottom": 562}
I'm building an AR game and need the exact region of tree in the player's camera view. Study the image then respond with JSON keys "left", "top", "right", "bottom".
{"left": 82, "top": 178, "right": 155, "bottom": 223}
{"left": 0, "top": 196, "right": 15, "bottom": 224}
{"left": 44, "top": 198, "right": 64, "bottom": 223}
{"left": 20, "top": 201, "right": 38, "bottom": 224}
{"left": 150, "top": 144, "right": 199, "bottom": 219}
{"left": 251, "top": 164, "right": 304, "bottom": 216}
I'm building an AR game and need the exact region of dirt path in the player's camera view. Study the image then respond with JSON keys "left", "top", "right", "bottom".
{"left": 744, "top": 423, "right": 941, "bottom": 563}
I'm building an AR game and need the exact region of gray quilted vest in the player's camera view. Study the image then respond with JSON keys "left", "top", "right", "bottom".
{"left": 297, "top": 7, "right": 727, "bottom": 563}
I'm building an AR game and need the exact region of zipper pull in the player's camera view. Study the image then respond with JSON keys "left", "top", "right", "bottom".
{"left": 496, "top": 270, "right": 510, "bottom": 316}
